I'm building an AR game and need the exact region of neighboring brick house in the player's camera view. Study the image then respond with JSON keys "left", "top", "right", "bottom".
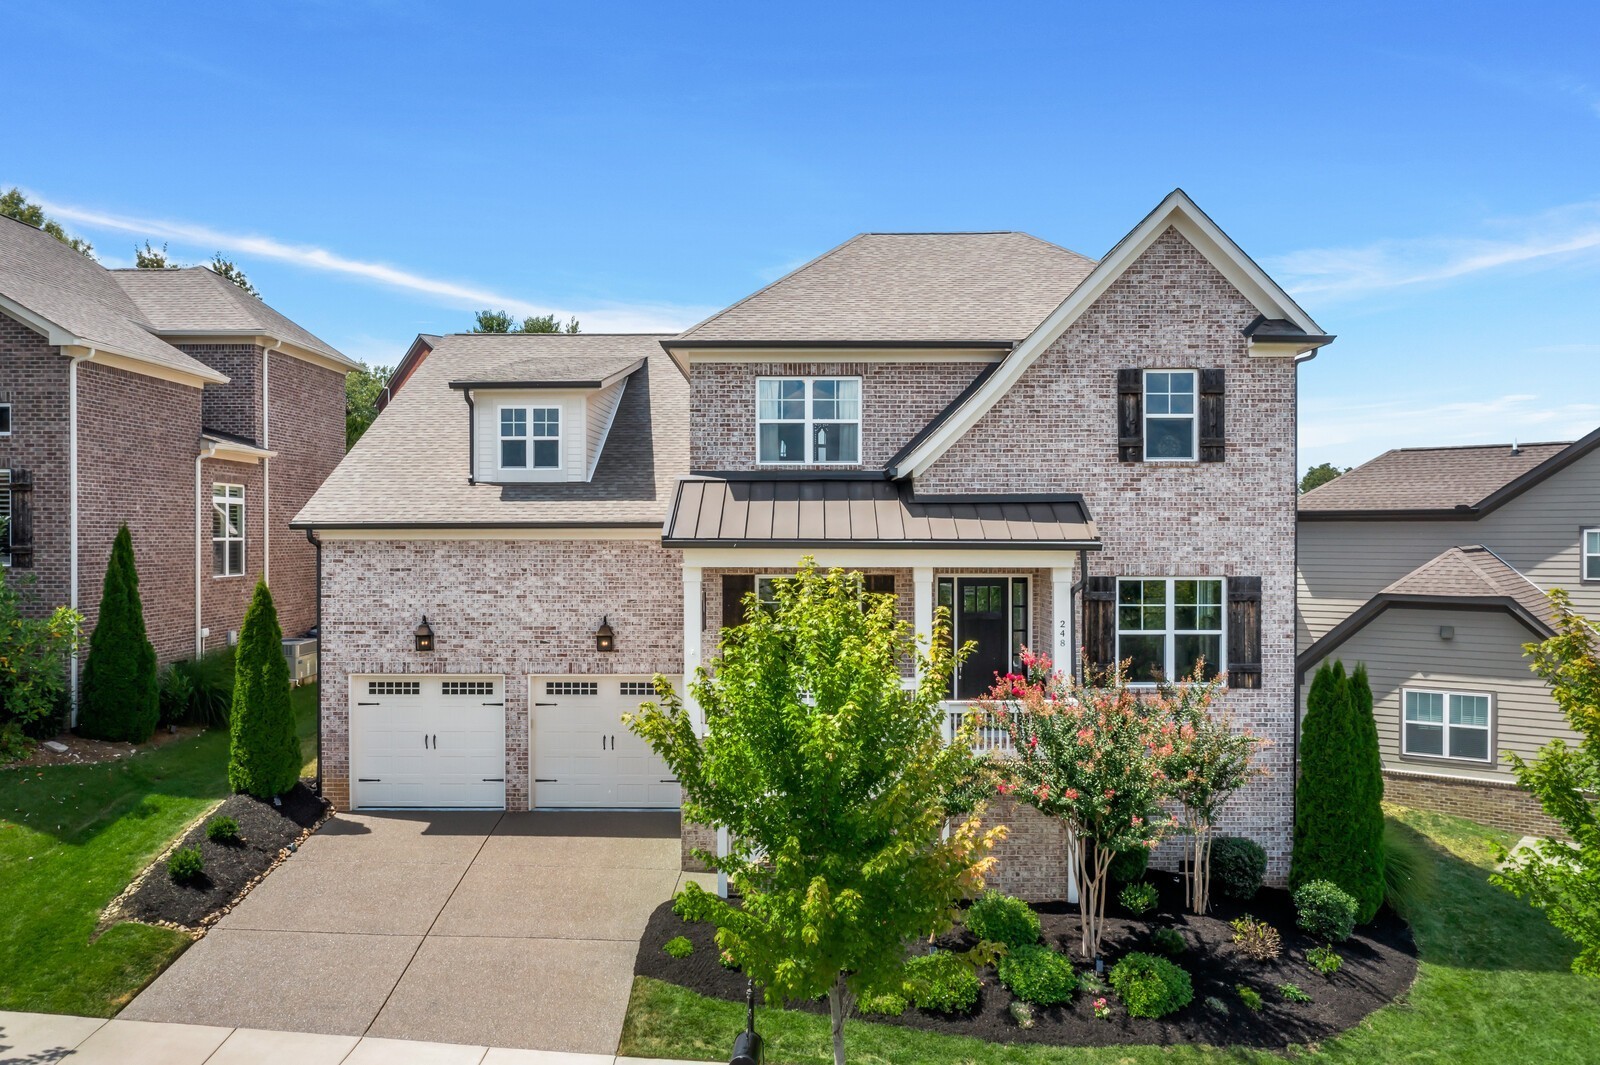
{"left": 295, "top": 190, "right": 1333, "bottom": 895}
{"left": 0, "top": 214, "right": 354, "bottom": 714}
{"left": 1297, "top": 431, "right": 1600, "bottom": 835}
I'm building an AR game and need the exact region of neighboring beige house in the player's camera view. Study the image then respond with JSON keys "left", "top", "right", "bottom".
{"left": 1297, "top": 430, "right": 1600, "bottom": 834}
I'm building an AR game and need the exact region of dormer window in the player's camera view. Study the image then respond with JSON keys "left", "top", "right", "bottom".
{"left": 757, "top": 377, "right": 860, "bottom": 464}
{"left": 499, "top": 406, "right": 560, "bottom": 470}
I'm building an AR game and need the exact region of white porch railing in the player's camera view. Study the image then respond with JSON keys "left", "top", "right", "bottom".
{"left": 942, "top": 702, "right": 1016, "bottom": 755}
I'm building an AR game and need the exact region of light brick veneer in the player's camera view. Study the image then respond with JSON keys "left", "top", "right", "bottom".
{"left": 1383, "top": 769, "right": 1565, "bottom": 839}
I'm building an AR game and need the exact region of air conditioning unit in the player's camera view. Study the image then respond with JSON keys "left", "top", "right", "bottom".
{"left": 283, "top": 637, "right": 318, "bottom": 685}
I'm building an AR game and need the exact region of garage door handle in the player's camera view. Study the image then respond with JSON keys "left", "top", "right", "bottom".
{"left": 358, "top": 778, "right": 381, "bottom": 782}
{"left": 482, "top": 778, "right": 504, "bottom": 782}
{"left": 534, "top": 701, "right": 558, "bottom": 706}
{"left": 534, "top": 778, "right": 558, "bottom": 782}
{"left": 357, "top": 701, "right": 379, "bottom": 706}
{"left": 483, "top": 702, "right": 504, "bottom": 706}
{"left": 660, "top": 779, "right": 678, "bottom": 784}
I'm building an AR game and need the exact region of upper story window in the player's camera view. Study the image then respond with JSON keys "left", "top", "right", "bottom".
{"left": 1403, "top": 689, "right": 1491, "bottom": 762}
{"left": 1116, "top": 577, "right": 1223, "bottom": 683}
{"left": 500, "top": 406, "right": 560, "bottom": 470}
{"left": 1584, "top": 527, "right": 1600, "bottom": 581}
{"left": 757, "top": 377, "right": 860, "bottom": 464}
{"left": 1143, "top": 371, "right": 1197, "bottom": 460}
{"left": 0, "top": 404, "right": 11, "bottom": 436}
{"left": 212, "top": 483, "right": 245, "bottom": 577}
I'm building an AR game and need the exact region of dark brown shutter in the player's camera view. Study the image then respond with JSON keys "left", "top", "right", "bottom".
{"left": 1199, "top": 368, "right": 1226, "bottom": 462}
{"left": 864, "top": 574, "right": 895, "bottom": 595}
{"left": 7, "top": 470, "right": 33, "bottom": 569}
{"left": 720, "top": 574, "right": 754, "bottom": 628}
{"left": 1083, "top": 575, "right": 1116, "bottom": 671}
{"left": 1227, "top": 576, "right": 1262, "bottom": 689}
{"left": 1117, "top": 369, "right": 1143, "bottom": 462}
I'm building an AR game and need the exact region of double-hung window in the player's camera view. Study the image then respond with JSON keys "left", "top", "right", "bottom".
{"left": 1143, "top": 370, "right": 1197, "bottom": 460}
{"left": 499, "top": 406, "right": 560, "bottom": 470}
{"left": 757, "top": 377, "right": 860, "bottom": 464}
{"left": 1584, "top": 527, "right": 1600, "bottom": 581}
{"left": 212, "top": 483, "right": 245, "bottom": 577}
{"left": 1403, "top": 689, "right": 1491, "bottom": 762}
{"left": 1116, "top": 577, "right": 1224, "bottom": 682}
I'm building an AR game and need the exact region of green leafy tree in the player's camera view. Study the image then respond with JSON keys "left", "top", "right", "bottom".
{"left": 1493, "top": 589, "right": 1600, "bottom": 977}
{"left": 0, "top": 576, "right": 81, "bottom": 761}
{"left": 1300, "top": 462, "right": 1350, "bottom": 494}
{"left": 0, "top": 187, "right": 94, "bottom": 257}
{"left": 227, "top": 580, "right": 300, "bottom": 798}
{"left": 471, "top": 309, "right": 580, "bottom": 333}
{"left": 78, "top": 525, "right": 159, "bottom": 742}
{"left": 210, "top": 254, "right": 259, "bottom": 297}
{"left": 134, "top": 241, "right": 179, "bottom": 268}
{"left": 626, "top": 562, "right": 1001, "bottom": 1065}
{"left": 1292, "top": 660, "right": 1385, "bottom": 921}
{"left": 344, "top": 361, "right": 394, "bottom": 449}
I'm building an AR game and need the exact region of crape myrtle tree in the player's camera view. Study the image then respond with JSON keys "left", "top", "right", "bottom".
{"left": 625, "top": 561, "right": 1001, "bottom": 1065}
{"left": 228, "top": 580, "right": 301, "bottom": 798}
{"left": 78, "top": 525, "right": 160, "bottom": 742}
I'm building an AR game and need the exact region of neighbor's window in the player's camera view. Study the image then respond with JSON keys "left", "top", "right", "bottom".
{"left": 757, "top": 377, "right": 860, "bottom": 464}
{"left": 0, "top": 404, "right": 11, "bottom": 436}
{"left": 211, "top": 483, "right": 245, "bottom": 577}
{"left": 1143, "top": 370, "right": 1197, "bottom": 460}
{"left": 1584, "top": 527, "right": 1600, "bottom": 581}
{"left": 500, "top": 406, "right": 560, "bottom": 470}
{"left": 1116, "top": 577, "right": 1224, "bottom": 682}
{"left": 1403, "top": 689, "right": 1491, "bottom": 762}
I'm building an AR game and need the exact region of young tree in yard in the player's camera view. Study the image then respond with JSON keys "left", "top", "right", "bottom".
{"left": 1493, "top": 589, "right": 1600, "bottom": 977}
{"left": 626, "top": 562, "right": 1001, "bottom": 1065}
{"left": 344, "top": 361, "right": 393, "bottom": 448}
{"left": 977, "top": 653, "right": 1177, "bottom": 959}
{"left": 78, "top": 525, "right": 160, "bottom": 742}
{"left": 0, "top": 576, "right": 80, "bottom": 762}
{"left": 228, "top": 580, "right": 300, "bottom": 798}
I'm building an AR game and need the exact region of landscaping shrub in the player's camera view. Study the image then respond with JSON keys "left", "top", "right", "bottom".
{"left": 1079, "top": 970, "right": 1107, "bottom": 996}
{"left": 672, "top": 883, "right": 715, "bottom": 923}
{"left": 1007, "top": 1000, "right": 1035, "bottom": 1029}
{"left": 1229, "top": 915, "right": 1283, "bottom": 962}
{"left": 1281, "top": 982, "right": 1312, "bottom": 1004}
{"left": 663, "top": 936, "right": 694, "bottom": 959}
{"left": 996, "top": 943, "right": 1078, "bottom": 1005}
{"left": 1203, "top": 994, "right": 1228, "bottom": 1016}
{"left": 1383, "top": 820, "right": 1435, "bottom": 918}
{"left": 1119, "top": 881, "right": 1158, "bottom": 915}
{"left": 205, "top": 816, "right": 241, "bottom": 844}
{"left": 1108, "top": 951, "right": 1193, "bottom": 1019}
{"left": 858, "top": 988, "right": 907, "bottom": 1016}
{"left": 79, "top": 525, "right": 159, "bottom": 743}
{"left": 1108, "top": 844, "right": 1149, "bottom": 885}
{"left": 227, "top": 581, "right": 300, "bottom": 799}
{"left": 167, "top": 845, "right": 204, "bottom": 884}
{"left": 964, "top": 890, "right": 1040, "bottom": 948}
{"left": 1306, "top": 945, "right": 1343, "bottom": 976}
{"left": 1151, "top": 927, "right": 1187, "bottom": 956}
{"left": 170, "top": 647, "right": 236, "bottom": 728}
{"left": 156, "top": 666, "right": 193, "bottom": 729}
{"left": 0, "top": 576, "right": 78, "bottom": 762}
{"left": 719, "top": 949, "right": 739, "bottom": 970}
{"left": 1210, "top": 836, "right": 1267, "bottom": 901}
{"left": 1236, "top": 984, "right": 1263, "bottom": 1011}
{"left": 904, "top": 951, "right": 980, "bottom": 1013}
{"left": 1295, "top": 879, "right": 1358, "bottom": 942}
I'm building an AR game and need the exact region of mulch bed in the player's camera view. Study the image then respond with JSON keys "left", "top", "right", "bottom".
{"left": 107, "top": 783, "right": 329, "bottom": 932}
{"left": 7, "top": 725, "right": 209, "bottom": 769}
{"left": 636, "top": 870, "right": 1418, "bottom": 1049}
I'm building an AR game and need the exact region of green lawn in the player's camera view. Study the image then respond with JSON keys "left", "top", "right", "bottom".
{"left": 618, "top": 806, "right": 1600, "bottom": 1064}
{"left": 0, "top": 683, "right": 319, "bottom": 1017}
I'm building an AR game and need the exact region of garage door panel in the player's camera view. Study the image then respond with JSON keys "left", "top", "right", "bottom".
{"left": 350, "top": 676, "right": 506, "bottom": 810}
{"left": 533, "top": 676, "right": 679, "bottom": 810}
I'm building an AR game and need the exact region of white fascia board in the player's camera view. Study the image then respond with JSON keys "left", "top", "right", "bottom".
{"left": 308, "top": 525, "right": 663, "bottom": 541}
{"left": 0, "top": 295, "right": 228, "bottom": 386}
{"left": 669, "top": 347, "right": 1009, "bottom": 364}
{"left": 679, "top": 546, "right": 1081, "bottom": 569}
{"left": 896, "top": 189, "right": 1328, "bottom": 479}
{"left": 156, "top": 331, "right": 358, "bottom": 374}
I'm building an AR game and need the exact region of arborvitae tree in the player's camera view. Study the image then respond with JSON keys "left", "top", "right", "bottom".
{"left": 227, "top": 580, "right": 300, "bottom": 798}
{"left": 1347, "top": 663, "right": 1387, "bottom": 920}
{"left": 78, "top": 525, "right": 159, "bottom": 742}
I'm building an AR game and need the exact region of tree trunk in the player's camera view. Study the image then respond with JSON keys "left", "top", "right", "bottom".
{"left": 1075, "top": 834, "right": 1094, "bottom": 958}
{"left": 828, "top": 972, "right": 848, "bottom": 1065}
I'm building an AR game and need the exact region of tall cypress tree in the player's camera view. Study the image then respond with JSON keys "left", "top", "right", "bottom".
{"left": 228, "top": 580, "right": 300, "bottom": 798}
{"left": 78, "top": 525, "right": 159, "bottom": 742}
{"left": 1345, "top": 663, "right": 1387, "bottom": 921}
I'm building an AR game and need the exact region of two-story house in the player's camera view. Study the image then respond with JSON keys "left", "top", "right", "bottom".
{"left": 1297, "top": 432, "right": 1600, "bottom": 835}
{"left": 0, "top": 213, "right": 354, "bottom": 715}
{"left": 294, "top": 190, "right": 1332, "bottom": 895}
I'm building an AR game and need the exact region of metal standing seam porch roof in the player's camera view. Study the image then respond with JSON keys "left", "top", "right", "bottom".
{"left": 662, "top": 478, "right": 1100, "bottom": 549}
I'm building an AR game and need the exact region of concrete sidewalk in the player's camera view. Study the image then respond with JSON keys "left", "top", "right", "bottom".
{"left": 0, "top": 1011, "right": 715, "bottom": 1065}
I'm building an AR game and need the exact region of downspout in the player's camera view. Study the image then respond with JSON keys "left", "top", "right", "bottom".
{"left": 67, "top": 348, "right": 94, "bottom": 725}
{"left": 305, "top": 527, "right": 323, "bottom": 796}
{"left": 463, "top": 389, "right": 477, "bottom": 484}
{"left": 195, "top": 439, "right": 222, "bottom": 657}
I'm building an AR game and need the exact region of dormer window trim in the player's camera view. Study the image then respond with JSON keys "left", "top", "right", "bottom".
{"left": 756, "top": 375, "right": 862, "bottom": 466}
{"left": 498, "top": 403, "right": 561, "bottom": 473}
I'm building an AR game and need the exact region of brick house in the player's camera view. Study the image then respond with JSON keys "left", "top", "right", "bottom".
{"left": 294, "top": 190, "right": 1333, "bottom": 895}
{"left": 0, "top": 214, "right": 354, "bottom": 712}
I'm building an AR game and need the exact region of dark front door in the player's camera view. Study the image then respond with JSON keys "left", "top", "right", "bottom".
{"left": 955, "top": 578, "right": 1009, "bottom": 699}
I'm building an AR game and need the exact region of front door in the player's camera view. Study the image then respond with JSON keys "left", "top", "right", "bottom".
{"left": 955, "top": 578, "right": 1010, "bottom": 699}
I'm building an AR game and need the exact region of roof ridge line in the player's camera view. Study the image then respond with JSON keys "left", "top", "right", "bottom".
{"left": 671, "top": 233, "right": 872, "bottom": 341}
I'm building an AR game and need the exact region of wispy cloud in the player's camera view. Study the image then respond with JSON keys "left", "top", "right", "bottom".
{"left": 33, "top": 196, "right": 711, "bottom": 332}
{"left": 1301, "top": 392, "right": 1600, "bottom": 463}
{"left": 1270, "top": 200, "right": 1600, "bottom": 302}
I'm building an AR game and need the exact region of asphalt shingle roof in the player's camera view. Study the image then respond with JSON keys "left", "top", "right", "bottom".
{"left": 444, "top": 342, "right": 644, "bottom": 387}
{"left": 1382, "top": 545, "right": 1557, "bottom": 626}
{"left": 1299, "top": 441, "right": 1573, "bottom": 514}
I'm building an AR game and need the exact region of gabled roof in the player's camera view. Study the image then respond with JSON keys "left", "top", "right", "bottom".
{"left": 1299, "top": 428, "right": 1600, "bottom": 520}
{"left": 670, "top": 231, "right": 1097, "bottom": 348}
{"left": 447, "top": 347, "right": 643, "bottom": 390}
{"left": 891, "top": 189, "right": 1333, "bottom": 479}
{"left": 376, "top": 333, "right": 440, "bottom": 412}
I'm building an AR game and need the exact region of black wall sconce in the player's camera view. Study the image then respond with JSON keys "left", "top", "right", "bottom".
{"left": 415, "top": 616, "right": 435, "bottom": 652}
{"left": 595, "top": 616, "right": 616, "bottom": 653}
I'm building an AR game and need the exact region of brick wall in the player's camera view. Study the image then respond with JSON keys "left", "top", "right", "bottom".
{"left": 178, "top": 343, "right": 262, "bottom": 444}
{"left": 266, "top": 351, "right": 345, "bottom": 638}
{"left": 0, "top": 312, "right": 70, "bottom": 610}
{"left": 199, "top": 457, "right": 266, "bottom": 655}
{"left": 1383, "top": 769, "right": 1565, "bottom": 838}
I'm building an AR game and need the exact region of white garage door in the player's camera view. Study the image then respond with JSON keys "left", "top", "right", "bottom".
{"left": 532, "top": 675, "right": 679, "bottom": 809}
{"left": 350, "top": 675, "right": 506, "bottom": 809}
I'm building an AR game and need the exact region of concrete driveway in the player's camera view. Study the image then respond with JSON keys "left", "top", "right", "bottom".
{"left": 123, "top": 810, "right": 699, "bottom": 1056}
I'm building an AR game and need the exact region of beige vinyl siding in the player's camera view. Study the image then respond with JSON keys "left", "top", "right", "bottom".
{"left": 1299, "top": 606, "right": 1578, "bottom": 781}
{"left": 584, "top": 377, "right": 627, "bottom": 479}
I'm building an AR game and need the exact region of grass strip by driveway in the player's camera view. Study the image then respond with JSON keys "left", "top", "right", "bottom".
{"left": 618, "top": 806, "right": 1600, "bottom": 1065}
{"left": 0, "top": 684, "right": 318, "bottom": 1017}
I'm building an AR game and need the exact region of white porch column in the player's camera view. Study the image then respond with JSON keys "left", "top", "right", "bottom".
{"left": 913, "top": 566, "right": 935, "bottom": 677}
{"left": 682, "top": 565, "right": 703, "bottom": 734}
{"left": 1052, "top": 563, "right": 1075, "bottom": 674}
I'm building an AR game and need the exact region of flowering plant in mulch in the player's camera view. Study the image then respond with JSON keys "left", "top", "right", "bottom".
{"left": 1092, "top": 996, "right": 1111, "bottom": 1019}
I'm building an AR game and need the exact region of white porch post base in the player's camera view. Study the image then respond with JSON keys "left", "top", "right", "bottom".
{"left": 716, "top": 825, "right": 730, "bottom": 899}
{"left": 913, "top": 566, "right": 935, "bottom": 678}
{"left": 1067, "top": 828, "right": 1080, "bottom": 904}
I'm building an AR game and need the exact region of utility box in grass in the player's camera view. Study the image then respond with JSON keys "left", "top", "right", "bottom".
{"left": 282, "top": 637, "right": 318, "bottom": 685}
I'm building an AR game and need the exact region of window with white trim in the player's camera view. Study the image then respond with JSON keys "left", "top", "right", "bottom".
{"left": 1143, "top": 370, "right": 1197, "bottom": 460}
{"left": 0, "top": 404, "right": 11, "bottom": 436}
{"left": 211, "top": 483, "right": 245, "bottom": 577}
{"left": 757, "top": 377, "right": 860, "bottom": 464}
{"left": 500, "top": 406, "right": 560, "bottom": 470}
{"left": 1116, "top": 577, "right": 1224, "bottom": 682}
{"left": 1584, "top": 527, "right": 1600, "bottom": 581}
{"left": 1403, "top": 689, "right": 1491, "bottom": 762}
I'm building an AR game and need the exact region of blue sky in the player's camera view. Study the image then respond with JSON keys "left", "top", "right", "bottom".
{"left": 9, "top": 1, "right": 1599, "bottom": 473}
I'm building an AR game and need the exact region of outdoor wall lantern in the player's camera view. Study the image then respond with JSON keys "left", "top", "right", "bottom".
{"left": 415, "top": 616, "right": 435, "bottom": 652}
{"left": 595, "top": 616, "right": 616, "bottom": 653}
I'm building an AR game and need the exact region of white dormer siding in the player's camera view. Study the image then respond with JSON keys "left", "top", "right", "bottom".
{"left": 474, "top": 390, "right": 588, "bottom": 483}
{"left": 584, "top": 377, "right": 628, "bottom": 480}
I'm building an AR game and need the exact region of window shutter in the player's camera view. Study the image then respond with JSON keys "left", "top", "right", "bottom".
{"left": 721, "top": 574, "right": 754, "bottom": 628}
{"left": 1083, "top": 575, "right": 1116, "bottom": 672}
{"left": 864, "top": 574, "right": 895, "bottom": 595}
{"left": 1227, "top": 576, "right": 1262, "bottom": 689}
{"left": 7, "top": 470, "right": 32, "bottom": 569}
{"left": 1199, "top": 368, "right": 1226, "bottom": 462}
{"left": 1117, "top": 369, "right": 1143, "bottom": 462}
